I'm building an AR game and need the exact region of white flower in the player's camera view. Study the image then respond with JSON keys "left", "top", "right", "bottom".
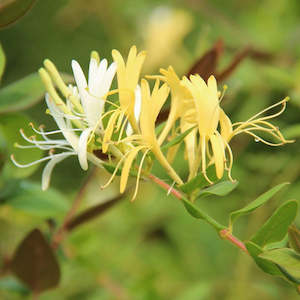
{"left": 72, "top": 53, "right": 117, "bottom": 129}
{"left": 12, "top": 52, "right": 116, "bottom": 190}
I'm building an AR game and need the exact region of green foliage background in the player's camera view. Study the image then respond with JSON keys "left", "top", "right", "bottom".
{"left": 0, "top": 0, "right": 300, "bottom": 299}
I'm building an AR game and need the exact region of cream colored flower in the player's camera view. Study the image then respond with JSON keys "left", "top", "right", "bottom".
{"left": 11, "top": 51, "right": 117, "bottom": 189}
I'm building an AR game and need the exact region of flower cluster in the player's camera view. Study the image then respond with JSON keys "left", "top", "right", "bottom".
{"left": 12, "top": 46, "right": 293, "bottom": 199}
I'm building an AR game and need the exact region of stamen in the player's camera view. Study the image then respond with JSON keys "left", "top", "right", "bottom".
{"left": 19, "top": 129, "right": 68, "bottom": 146}
{"left": 10, "top": 152, "right": 75, "bottom": 168}
{"left": 14, "top": 142, "right": 72, "bottom": 152}
{"left": 244, "top": 98, "right": 288, "bottom": 123}
{"left": 101, "top": 153, "right": 128, "bottom": 189}
{"left": 87, "top": 109, "right": 117, "bottom": 145}
{"left": 118, "top": 115, "right": 129, "bottom": 142}
{"left": 237, "top": 129, "right": 285, "bottom": 146}
{"left": 29, "top": 122, "right": 82, "bottom": 136}
{"left": 131, "top": 149, "right": 150, "bottom": 201}
{"left": 219, "top": 84, "right": 228, "bottom": 103}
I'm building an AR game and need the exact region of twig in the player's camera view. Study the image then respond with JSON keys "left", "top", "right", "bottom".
{"left": 147, "top": 173, "right": 249, "bottom": 255}
{"left": 51, "top": 171, "right": 95, "bottom": 249}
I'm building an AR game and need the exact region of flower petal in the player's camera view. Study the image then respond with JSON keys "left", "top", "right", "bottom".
{"left": 42, "top": 153, "right": 73, "bottom": 190}
{"left": 72, "top": 60, "right": 87, "bottom": 94}
{"left": 45, "top": 94, "right": 79, "bottom": 151}
{"left": 210, "top": 134, "right": 225, "bottom": 179}
{"left": 78, "top": 127, "right": 93, "bottom": 170}
{"left": 120, "top": 146, "right": 144, "bottom": 193}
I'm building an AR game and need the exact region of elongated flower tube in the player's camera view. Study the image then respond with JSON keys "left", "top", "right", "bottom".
{"left": 148, "top": 66, "right": 192, "bottom": 145}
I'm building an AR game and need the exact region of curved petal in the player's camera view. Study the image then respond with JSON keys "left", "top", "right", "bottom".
{"left": 72, "top": 60, "right": 87, "bottom": 94}
{"left": 42, "top": 153, "right": 73, "bottom": 190}
{"left": 210, "top": 134, "right": 225, "bottom": 179}
{"left": 78, "top": 127, "right": 93, "bottom": 170}
{"left": 45, "top": 94, "right": 79, "bottom": 151}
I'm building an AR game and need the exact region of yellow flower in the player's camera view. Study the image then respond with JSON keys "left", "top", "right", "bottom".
{"left": 102, "top": 46, "right": 146, "bottom": 153}
{"left": 180, "top": 74, "right": 292, "bottom": 184}
{"left": 181, "top": 75, "right": 223, "bottom": 182}
{"left": 112, "top": 45, "right": 146, "bottom": 133}
{"left": 103, "top": 79, "right": 183, "bottom": 200}
{"left": 149, "top": 66, "right": 198, "bottom": 178}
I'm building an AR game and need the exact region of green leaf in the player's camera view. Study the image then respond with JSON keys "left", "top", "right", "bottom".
{"left": 8, "top": 181, "right": 70, "bottom": 218}
{"left": 161, "top": 126, "right": 196, "bottom": 151}
{"left": 0, "top": 0, "right": 37, "bottom": 29}
{"left": 179, "top": 166, "right": 218, "bottom": 194}
{"left": 251, "top": 200, "right": 298, "bottom": 247}
{"left": 0, "top": 43, "right": 5, "bottom": 81}
{"left": 0, "top": 72, "right": 73, "bottom": 113}
{"left": 181, "top": 197, "right": 225, "bottom": 231}
{"left": 11, "top": 229, "right": 60, "bottom": 293}
{"left": 229, "top": 182, "right": 289, "bottom": 226}
{"left": 198, "top": 180, "right": 239, "bottom": 198}
{"left": 0, "top": 113, "right": 43, "bottom": 178}
{"left": 259, "top": 248, "right": 300, "bottom": 283}
{"left": 0, "top": 73, "right": 44, "bottom": 113}
{"left": 288, "top": 225, "right": 300, "bottom": 254}
{"left": 245, "top": 241, "right": 282, "bottom": 276}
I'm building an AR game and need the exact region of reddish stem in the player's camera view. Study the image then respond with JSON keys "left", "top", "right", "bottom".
{"left": 147, "top": 173, "right": 249, "bottom": 255}
{"left": 147, "top": 173, "right": 182, "bottom": 200}
{"left": 219, "top": 229, "right": 248, "bottom": 254}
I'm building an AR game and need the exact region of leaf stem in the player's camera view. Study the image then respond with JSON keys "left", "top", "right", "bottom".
{"left": 147, "top": 173, "right": 249, "bottom": 255}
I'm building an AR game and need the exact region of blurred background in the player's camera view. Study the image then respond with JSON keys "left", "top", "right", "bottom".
{"left": 0, "top": 0, "right": 300, "bottom": 299}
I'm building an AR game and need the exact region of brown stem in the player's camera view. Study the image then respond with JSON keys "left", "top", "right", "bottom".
{"left": 147, "top": 173, "right": 249, "bottom": 255}
{"left": 51, "top": 171, "right": 94, "bottom": 249}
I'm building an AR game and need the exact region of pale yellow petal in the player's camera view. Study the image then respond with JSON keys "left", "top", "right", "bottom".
{"left": 210, "top": 134, "right": 225, "bottom": 179}
{"left": 220, "top": 109, "right": 233, "bottom": 142}
{"left": 120, "top": 145, "right": 144, "bottom": 193}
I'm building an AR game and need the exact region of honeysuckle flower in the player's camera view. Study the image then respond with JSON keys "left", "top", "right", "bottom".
{"left": 11, "top": 45, "right": 293, "bottom": 200}
{"left": 71, "top": 51, "right": 117, "bottom": 129}
{"left": 102, "top": 46, "right": 146, "bottom": 152}
{"left": 181, "top": 74, "right": 223, "bottom": 182}
{"left": 103, "top": 79, "right": 183, "bottom": 201}
{"left": 12, "top": 51, "right": 118, "bottom": 189}
{"left": 180, "top": 74, "right": 292, "bottom": 183}
{"left": 112, "top": 46, "right": 146, "bottom": 133}
{"left": 11, "top": 93, "right": 101, "bottom": 190}
{"left": 148, "top": 66, "right": 198, "bottom": 178}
